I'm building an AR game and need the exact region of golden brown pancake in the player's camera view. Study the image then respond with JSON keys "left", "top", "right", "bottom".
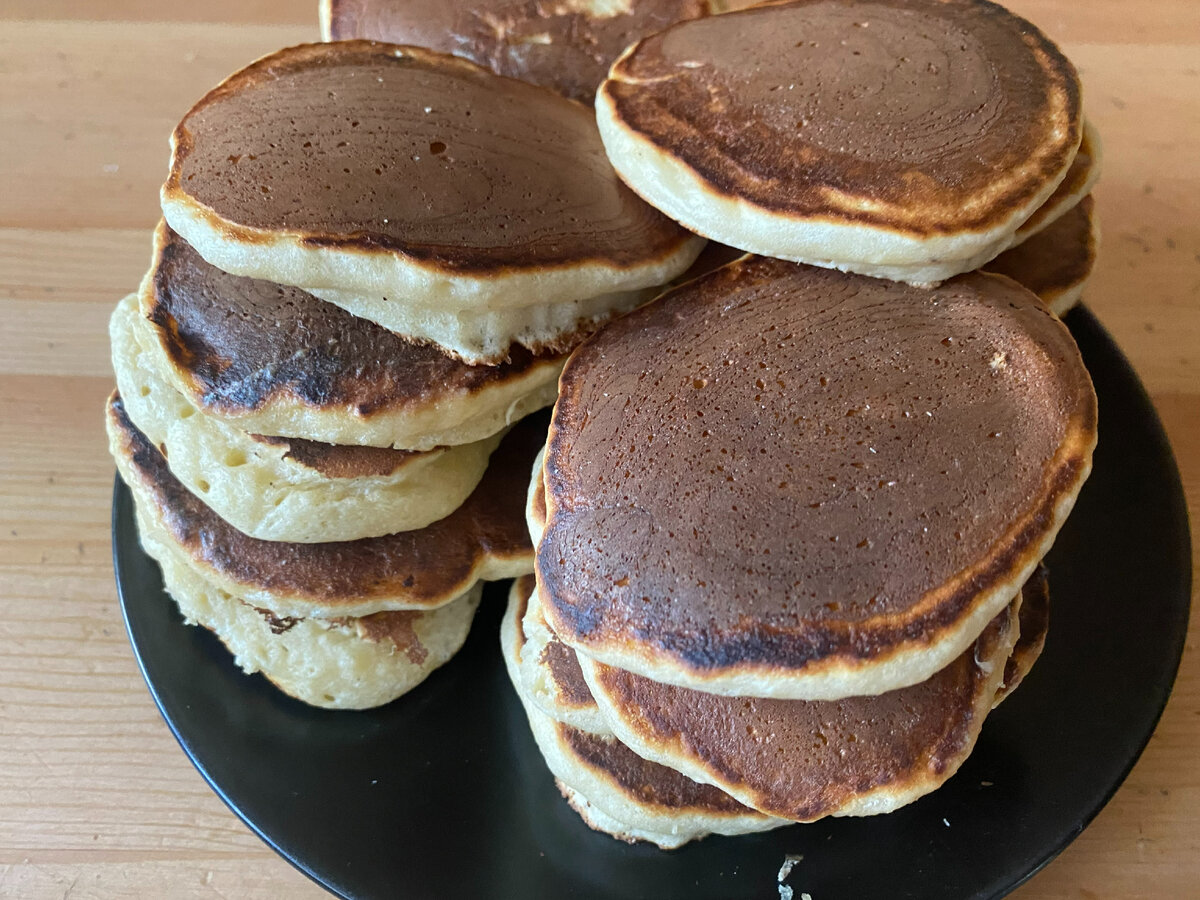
{"left": 984, "top": 196, "right": 1097, "bottom": 317}
{"left": 577, "top": 601, "right": 1018, "bottom": 821}
{"left": 538, "top": 257, "right": 1096, "bottom": 699}
{"left": 321, "top": 0, "right": 722, "bottom": 104}
{"left": 160, "top": 41, "right": 701, "bottom": 309}
{"left": 139, "top": 222, "right": 563, "bottom": 450}
{"left": 595, "top": 0, "right": 1082, "bottom": 283}
{"left": 108, "top": 392, "right": 544, "bottom": 618}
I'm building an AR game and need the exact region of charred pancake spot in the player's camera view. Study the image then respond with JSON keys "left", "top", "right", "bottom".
{"left": 146, "top": 225, "right": 558, "bottom": 417}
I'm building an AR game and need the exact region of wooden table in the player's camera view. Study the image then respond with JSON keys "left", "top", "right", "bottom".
{"left": 1, "top": 2, "right": 1195, "bottom": 896}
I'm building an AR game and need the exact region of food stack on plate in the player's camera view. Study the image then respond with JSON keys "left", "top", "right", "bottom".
{"left": 505, "top": 0, "right": 1100, "bottom": 846}
{"left": 106, "top": 41, "right": 701, "bottom": 709}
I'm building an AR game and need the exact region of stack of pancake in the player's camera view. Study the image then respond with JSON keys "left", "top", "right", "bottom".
{"left": 504, "top": 0, "right": 1100, "bottom": 845}
{"left": 106, "top": 40, "right": 700, "bottom": 709}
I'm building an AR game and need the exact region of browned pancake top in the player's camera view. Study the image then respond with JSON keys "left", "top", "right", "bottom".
{"left": 558, "top": 726, "right": 757, "bottom": 815}
{"left": 328, "top": 0, "right": 716, "bottom": 104}
{"left": 602, "top": 0, "right": 1081, "bottom": 233}
{"left": 539, "top": 257, "right": 1095, "bottom": 673}
{"left": 984, "top": 196, "right": 1096, "bottom": 303}
{"left": 587, "top": 605, "right": 1013, "bottom": 820}
{"left": 112, "top": 395, "right": 545, "bottom": 607}
{"left": 250, "top": 433, "right": 424, "bottom": 478}
{"left": 167, "top": 42, "right": 692, "bottom": 271}
{"left": 146, "top": 224, "right": 556, "bottom": 418}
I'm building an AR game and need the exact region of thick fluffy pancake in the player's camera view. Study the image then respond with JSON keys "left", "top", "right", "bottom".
{"left": 577, "top": 601, "right": 1018, "bottom": 821}
{"left": 160, "top": 42, "right": 703, "bottom": 345}
{"left": 110, "top": 294, "right": 502, "bottom": 542}
{"left": 595, "top": 0, "right": 1082, "bottom": 284}
{"left": 321, "top": 0, "right": 721, "bottom": 104}
{"left": 140, "top": 223, "right": 561, "bottom": 449}
{"left": 539, "top": 257, "right": 1096, "bottom": 699}
{"left": 502, "top": 578, "right": 785, "bottom": 847}
{"left": 984, "top": 196, "right": 1098, "bottom": 317}
{"left": 994, "top": 562, "right": 1049, "bottom": 707}
{"left": 107, "top": 393, "right": 541, "bottom": 617}
{"left": 147, "top": 528, "right": 480, "bottom": 710}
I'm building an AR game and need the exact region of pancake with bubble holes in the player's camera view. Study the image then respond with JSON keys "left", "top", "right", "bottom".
{"left": 111, "top": 294, "right": 504, "bottom": 543}
{"left": 502, "top": 576, "right": 788, "bottom": 847}
{"left": 320, "top": 0, "right": 725, "bottom": 105}
{"left": 575, "top": 598, "right": 1018, "bottom": 821}
{"left": 594, "top": 0, "right": 1082, "bottom": 285}
{"left": 138, "top": 222, "right": 562, "bottom": 450}
{"left": 160, "top": 42, "right": 704, "bottom": 361}
{"left": 537, "top": 256, "right": 1096, "bottom": 700}
{"left": 983, "top": 195, "right": 1098, "bottom": 318}
{"left": 107, "top": 392, "right": 543, "bottom": 618}
{"left": 142, "top": 529, "right": 482, "bottom": 710}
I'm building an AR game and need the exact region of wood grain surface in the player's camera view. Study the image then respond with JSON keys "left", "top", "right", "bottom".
{"left": 1, "top": 2, "right": 1196, "bottom": 897}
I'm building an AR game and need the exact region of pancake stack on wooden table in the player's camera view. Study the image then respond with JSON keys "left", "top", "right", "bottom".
{"left": 105, "top": 40, "right": 700, "bottom": 709}
{"left": 506, "top": 0, "right": 1102, "bottom": 846}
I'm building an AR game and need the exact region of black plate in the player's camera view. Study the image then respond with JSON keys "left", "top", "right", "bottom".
{"left": 114, "top": 308, "right": 1191, "bottom": 900}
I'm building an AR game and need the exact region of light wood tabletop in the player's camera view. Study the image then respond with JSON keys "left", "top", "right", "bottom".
{"left": 1, "top": 1, "right": 1196, "bottom": 897}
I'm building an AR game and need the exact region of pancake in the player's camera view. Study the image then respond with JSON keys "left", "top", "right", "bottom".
{"left": 502, "top": 577, "right": 786, "bottom": 847}
{"left": 321, "top": 0, "right": 722, "bottom": 104}
{"left": 1009, "top": 121, "right": 1101, "bottom": 247}
{"left": 524, "top": 563, "right": 1043, "bottom": 724}
{"left": 160, "top": 42, "right": 704, "bottom": 360}
{"left": 515, "top": 572, "right": 612, "bottom": 735}
{"left": 538, "top": 257, "right": 1096, "bottom": 699}
{"left": 139, "top": 223, "right": 562, "bottom": 450}
{"left": 994, "top": 562, "right": 1049, "bottom": 707}
{"left": 146, "top": 525, "right": 480, "bottom": 710}
{"left": 595, "top": 0, "right": 1082, "bottom": 284}
{"left": 576, "top": 600, "right": 1019, "bottom": 821}
{"left": 107, "top": 392, "right": 542, "bottom": 618}
{"left": 983, "top": 196, "right": 1098, "bottom": 317}
{"left": 110, "top": 294, "right": 503, "bottom": 542}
